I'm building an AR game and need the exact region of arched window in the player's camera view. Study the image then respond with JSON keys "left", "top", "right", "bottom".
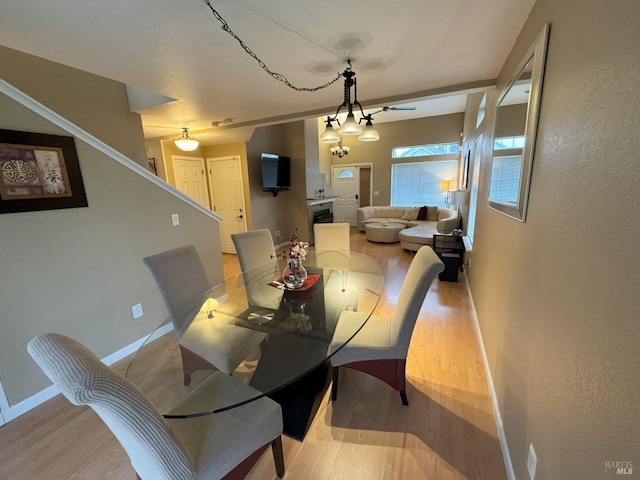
{"left": 337, "top": 169, "right": 354, "bottom": 179}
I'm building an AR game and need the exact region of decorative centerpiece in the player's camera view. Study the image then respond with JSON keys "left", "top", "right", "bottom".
{"left": 281, "top": 229, "right": 309, "bottom": 289}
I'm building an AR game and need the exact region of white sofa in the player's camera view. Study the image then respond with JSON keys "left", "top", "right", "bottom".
{"left": 357, "top": 206, "right": 457, "bottom": 232}
{"left": 356, "top": 205, "right": 459, "bottom": 251}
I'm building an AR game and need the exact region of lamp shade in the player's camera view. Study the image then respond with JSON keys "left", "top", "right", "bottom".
{"left": 439, "top": 180, "right": 457, "bottom": 191}
{"left": 320, "top": 123, "right": 341, "bottom": 143}
{"left": 202, "top": 298, "right": 219, "bottom": 311}
{"left": 357, "top": 124, "right": 380, "bottom": 142}
{"left": 174, "top": 128, "right": 199, "bottom": 151}
{"left": 451, "top": 190, "right": 467, "bottom": 207}
{"left": 338, "top": 113, "right": 363, "bottom": 135}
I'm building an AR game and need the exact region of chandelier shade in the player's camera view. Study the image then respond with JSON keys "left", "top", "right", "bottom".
{"left": 338, "top": 113, "right": 363, "bottom": 136}
{"left": 174, "top": 128, "right": 199, "bottom": 151}
{"left": 319, "top": 119, "right": 341, "bottom": 143}
{"left": 357, "top": 117, "right": 380, "bottom": 141}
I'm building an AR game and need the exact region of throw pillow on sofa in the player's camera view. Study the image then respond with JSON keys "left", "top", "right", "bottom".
{"left": 401, "top": 207, "right": 420, "bottom": 221}
{"left": 426, "top": 206, "right": 439, "bottom": 221}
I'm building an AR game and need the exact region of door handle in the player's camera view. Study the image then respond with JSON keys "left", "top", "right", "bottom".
{"left": 236, "top": 214, "right": 243, "bottom": 219}
{"left": 355, "top": 194, "right": 359, "bottom": 200}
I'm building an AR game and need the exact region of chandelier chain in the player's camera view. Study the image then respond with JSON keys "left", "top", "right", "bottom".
{"left": 202, "top": 0, "right": 342, "bottom": 92}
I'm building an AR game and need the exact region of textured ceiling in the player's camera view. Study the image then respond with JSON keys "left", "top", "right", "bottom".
{"left": 0, "top": 0, "right": 535, "bottom": 145}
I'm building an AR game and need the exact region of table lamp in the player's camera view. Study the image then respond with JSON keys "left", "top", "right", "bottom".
{"left": 201, "top": 298, "right": 220, "bottom": 319}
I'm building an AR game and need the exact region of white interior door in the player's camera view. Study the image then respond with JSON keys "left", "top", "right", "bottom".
{"left": 172, "top": 156, "right": 210, "bottom": 209}
{"left": 207, "top": 156, "right": 247, "bottom": 254}
{"left": 332, "top": 165, "right": 360, "bottom": 227}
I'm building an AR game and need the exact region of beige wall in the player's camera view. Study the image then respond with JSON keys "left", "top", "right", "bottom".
{"left": 0, "top": 45, "right": 148, "bottom": 166}
{"left": 328, "top": 113, "right": 464, "bottom": 205}
{"left": 156, "top": 125, "right": 308, "bottom": 243}
{"left": 469, "top": 0, "right": 640, "bottom": 478}
{"left": 0, "top": 51, "right": 223, "bottom": 405}
{"left": 245, "top": 122, "right": 309, "bottom": 243}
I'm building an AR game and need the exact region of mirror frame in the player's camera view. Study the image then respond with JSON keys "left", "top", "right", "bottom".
{"left": 488, "top": 23, "right": 550, "bottom": 221}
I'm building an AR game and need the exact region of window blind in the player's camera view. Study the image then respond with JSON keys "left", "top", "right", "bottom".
{"left": 488, "top": 155, "right": 522, "bottom": 205}
{"left": 391, "top": 160, "right": 458, "bottom": 207}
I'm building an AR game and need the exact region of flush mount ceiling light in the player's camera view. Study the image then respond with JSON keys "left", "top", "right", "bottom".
{"left": 320, "top": 60, "right": 380, "bottom": 143}
{"left": 330, "top": 139, "right": 351, "bottom": 158}
{"left": 174, "top": 128, "right": 199, "bottom": 151}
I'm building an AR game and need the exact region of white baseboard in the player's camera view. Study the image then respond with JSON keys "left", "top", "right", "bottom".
{"left": 0, "top": 324, "right": 173, "bottom": 424}
{"left": 463, "top": 274, "right": 515, "bottom": 480}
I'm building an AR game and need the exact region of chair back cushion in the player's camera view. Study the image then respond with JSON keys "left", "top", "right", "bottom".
{"left": 232, "top": 229, "right": 282, "bottom": 309}
{"left": 231, "top": 229, "right": 277, "bottom": 272}
{"left": 28, "top": 333, "right": 194, "bottom": 479}
{"left": 143, "top": 245, "right": 211, "bottom": 329}
{"left": 314, "top": 223, "right": 350, "bottom": 253}
{"left": 389, "top": 247, "right": 444, "bottom": 357}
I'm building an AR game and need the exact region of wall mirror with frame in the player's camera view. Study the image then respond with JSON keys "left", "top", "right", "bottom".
{"left": 489, "top": 23, "right": 550, "bottom": 221}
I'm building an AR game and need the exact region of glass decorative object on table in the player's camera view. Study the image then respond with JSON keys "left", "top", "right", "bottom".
{"left": 281, "top": 229, "right": 309, "bottom": 289}
{"left": 283, "top": 258, "right": 308, "bottom": 289}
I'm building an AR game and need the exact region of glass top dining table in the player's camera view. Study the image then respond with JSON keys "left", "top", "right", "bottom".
{"left": 125, "top": 250, "right": 383, "bottom": 419}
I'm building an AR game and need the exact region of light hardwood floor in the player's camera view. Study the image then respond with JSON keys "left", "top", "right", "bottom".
{"left": 0, "top": 231, "right": 507, "bottom": 480}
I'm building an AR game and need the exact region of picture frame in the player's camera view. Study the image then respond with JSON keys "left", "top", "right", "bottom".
{"left": 461, "top": 149, "right": 471, "bottom": 190}
{"left": 147, "top": 157, "right": 157, "bottom": 175}
{"left": 0, "top": 129, "right": 88, "bottom": 214}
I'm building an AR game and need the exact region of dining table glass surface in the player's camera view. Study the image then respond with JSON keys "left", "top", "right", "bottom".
{"left": 125, "top": 250, "right": 384, "bottom": 418}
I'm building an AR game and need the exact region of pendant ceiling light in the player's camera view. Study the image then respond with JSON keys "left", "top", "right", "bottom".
{"left": 330, "top": 139, "right": 350, "bottom": 158}
{"left": 320, "top": 60, "right": 380, "bottom": 144}
{"left": 174, "top": 128, "right": 199, "bottom": 151}
{"left": 200, "top": 5, "right": 382, "bottom": 146}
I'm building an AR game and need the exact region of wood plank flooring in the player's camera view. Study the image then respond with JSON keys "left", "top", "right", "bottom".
{"left": 0, "top": 231, "right": 506, "bottom": 479}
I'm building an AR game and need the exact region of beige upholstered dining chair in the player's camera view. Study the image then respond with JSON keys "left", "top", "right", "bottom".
{"left": 28, "top": 333, "right": 284, "bottom": 480}
{"left": 329, "top": 246, "right": 444, "bottom": 405}
{"left": 231, "top": 229, "right": 278, "bottom": 272}
{"left": 143, "top": 245, "right": 267, "bottom": 385}
{"left": 313, "top": 222, "right": 351, "bottom": 253}
{"left": 231, "top": 229, "right": 283, "bottom": 310}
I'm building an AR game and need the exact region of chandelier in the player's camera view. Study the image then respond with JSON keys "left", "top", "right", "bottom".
{"left": 330, "top": 139, "right": 350, "bottom": 158}
{"left": 201, "top": 4, "right": 379, "bottom": 143}
{"left": 319, "top": 60, "right": 380, "bottom": 144}
{"left": 174, "top": 128, "right": 199, "bottom": 151}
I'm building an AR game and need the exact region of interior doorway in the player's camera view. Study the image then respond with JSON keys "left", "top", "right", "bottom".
{"left": 172, "top": 156, "right": 210, "bottom": 209}
{"left": 207, "top": 155, "right": 248, "bottom": 254}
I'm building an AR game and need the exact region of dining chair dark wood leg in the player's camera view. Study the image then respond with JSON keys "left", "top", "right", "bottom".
{"left": 331, "top": 366, "right": 340, "bottom": 401}
{"left": 271, "top": 435, "right": 285, "bottom": 477}
{"left": 179, "top": 345, "right": 217, "bottom": 386}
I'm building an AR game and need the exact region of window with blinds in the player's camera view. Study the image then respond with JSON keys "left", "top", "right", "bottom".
{"left": 391, "top": 160, "right": 458, "bottom": 207}
{"left": 488, "top": 155, "right": 522, "bottom": 205}
{"left": 392, "top": 143, "right": 459, "bottom": 159}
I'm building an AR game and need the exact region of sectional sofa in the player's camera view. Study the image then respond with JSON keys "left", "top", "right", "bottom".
{"left": 356, "top": 205, "right": 459, "bottom": 250}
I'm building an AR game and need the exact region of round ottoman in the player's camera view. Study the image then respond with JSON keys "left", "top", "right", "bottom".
{"left": 399, "top": 225, "right": 438, "bottom": 251}
{"left": 365, "top": 222, "right": 405, "bottom": 243}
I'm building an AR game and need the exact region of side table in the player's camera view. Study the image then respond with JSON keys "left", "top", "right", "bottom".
{"left": 432, "top": 233, "right": 465, "bottom": 282}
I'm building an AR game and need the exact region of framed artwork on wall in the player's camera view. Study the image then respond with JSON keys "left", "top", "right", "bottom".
{"left": 0, "top": 129, "right": 88, "bottom": 214}
{"left": 461, "top": 149, "right": 471, "bottom": 190}
{"left": 147, "top": 157, "right": 158, "bottom": 175}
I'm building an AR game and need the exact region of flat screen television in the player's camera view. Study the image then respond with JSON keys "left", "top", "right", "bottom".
{"left": 261, "top": 153, "right": 290, "bottom": 195}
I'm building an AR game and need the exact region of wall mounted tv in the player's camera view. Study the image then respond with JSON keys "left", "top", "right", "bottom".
{"left": 261, "top": 153, "right": 291, "bottom": 196}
